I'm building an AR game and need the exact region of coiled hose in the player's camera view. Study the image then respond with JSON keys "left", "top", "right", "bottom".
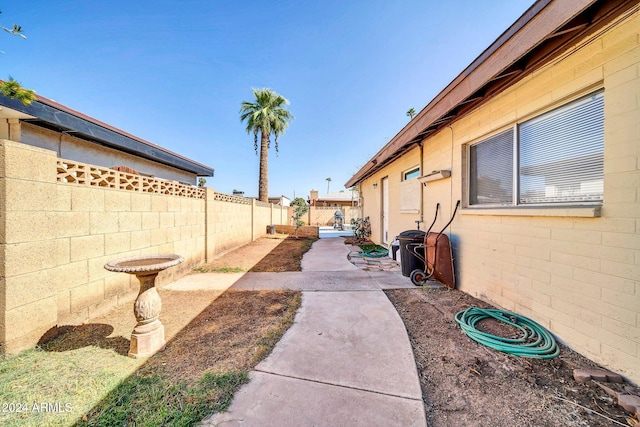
{"left": 360, "top": 248, "right": 389, "bottom": 258}
{"left": 454, "top": 307, "right": 559, "bottom": 359}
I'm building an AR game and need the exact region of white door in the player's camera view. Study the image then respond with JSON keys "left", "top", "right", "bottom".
{"left": 382, "top": 177, "right": 389, "bottom": 244}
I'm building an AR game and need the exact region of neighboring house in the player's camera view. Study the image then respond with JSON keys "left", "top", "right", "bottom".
{"left": 0, "top": 93, "right": 214, "bottom": 182}
{"left": 307, "top": 189, "right": 361, "bottom": 226}
{"left": 268, "top": 195, "right": 291, "bottom": 207}
{"left": 346, "top": 0, "right": 640, "bottom": 384}
{"left": 309, "top": 189, "right": 360, "bottom": 208}
{"left": 0, "top": 91, "right": 222, "bottom": 354}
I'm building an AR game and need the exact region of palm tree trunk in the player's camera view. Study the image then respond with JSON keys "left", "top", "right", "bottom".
{"left": 258, "top": 129, "right": 269, "bottom": 202}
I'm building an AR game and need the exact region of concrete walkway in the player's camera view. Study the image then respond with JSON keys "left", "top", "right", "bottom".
{"left": 196, "top": 237, "right": 426, "bottom": 426}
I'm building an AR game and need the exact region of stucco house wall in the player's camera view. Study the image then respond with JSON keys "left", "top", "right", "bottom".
{"left": 361, "top": 147, "right": 423, "bottom": 243}
{"left": 359, "top": 8, "right": 640, "bottom": 383}
{"left": 18, "top": 123, "right": 197, "bottom": 184}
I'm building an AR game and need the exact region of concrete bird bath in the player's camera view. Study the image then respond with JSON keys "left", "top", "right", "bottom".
{"left": 104, "top": 254, "right": 183, "bottom": 358}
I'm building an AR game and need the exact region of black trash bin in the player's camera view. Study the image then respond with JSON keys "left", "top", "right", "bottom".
{"left": 398, "top": 230, "right": 426, "bottom": 277}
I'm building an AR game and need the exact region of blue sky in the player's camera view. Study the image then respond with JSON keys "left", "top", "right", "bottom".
{"left": 2, "top": 0, "right": 533, "bottom": 199}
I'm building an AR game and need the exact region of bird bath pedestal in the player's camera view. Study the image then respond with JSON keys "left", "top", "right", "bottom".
{"left": 104, "top": 254, "right": 183, "bottom": 358}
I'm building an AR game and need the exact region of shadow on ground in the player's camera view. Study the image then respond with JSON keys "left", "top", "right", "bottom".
{"left": 39, "top": 324, "right": 130, "bottom": 355}
{"left": 71, "top": 290, "right": 300, "bottom": 426}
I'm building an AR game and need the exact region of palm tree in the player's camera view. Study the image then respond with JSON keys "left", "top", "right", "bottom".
{"left": 326, "top": 177, "right": 332, "bottom": 194}
{"left": 406, "top": 107, "right": 416, "bottom": 120}
{"left": 0, "top": 13, "right": 36, "bottom": 106}
{"left": 0, "top": 77, "right": 36, "bottom": 105}
{"left": 240, "top": 88, "right": 293, "bottom": 202}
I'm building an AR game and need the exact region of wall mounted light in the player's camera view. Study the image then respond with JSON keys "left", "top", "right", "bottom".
{"left": 372, "top": 183, "right": 378, "bottom": 189}
{"left": 418, "top": 169, "right": 451, "bottom": 186}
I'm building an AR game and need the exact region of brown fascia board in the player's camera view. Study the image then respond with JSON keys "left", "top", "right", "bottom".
{"left": 345, "top": 0, "right": 599, "bottom": 188}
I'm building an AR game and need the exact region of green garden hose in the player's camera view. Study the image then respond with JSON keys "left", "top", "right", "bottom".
{"left": 360, "top": 248, "right": 389, "bottom": 258}
{"left": 357, "top": 244, "right": 389, "bottom": 258}
{"left": 454, "top": 307, "right": 559, "bottom": 359}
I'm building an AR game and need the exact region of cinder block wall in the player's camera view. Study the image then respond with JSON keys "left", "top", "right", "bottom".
{"left": 360, "top": 11, "right": 640, "bottom": 383}
{"left": 205, "top": 190, "right": 253, "bottom": 259}
{"left": 253, "top": 201, "right": 274, "bottom": 241}
{"left": 0, "top": 140, "right": 287, "bottom": 354}
{"left": 307, "top": 206, "right": 361, "bottom": 227}
{"left": 452, "top": 12, "right": 639, "bottom": 384}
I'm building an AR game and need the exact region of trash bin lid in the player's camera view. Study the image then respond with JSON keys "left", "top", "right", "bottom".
{"left": 398, "top": 229, "right": 426, "bottom": 240}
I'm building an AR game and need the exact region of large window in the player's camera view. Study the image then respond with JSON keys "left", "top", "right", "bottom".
{"left": 468, "top": 90, "right": 604, "bottom": 207}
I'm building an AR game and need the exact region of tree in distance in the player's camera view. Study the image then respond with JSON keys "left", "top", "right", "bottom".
{"left": 240, "top": 88, "right": 293, "bottom": 202}
{"left": 0, "top": 10, "right": 36, "bottom": 105}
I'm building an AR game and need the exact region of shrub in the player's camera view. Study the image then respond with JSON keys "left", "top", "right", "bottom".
{"left": 351, "top": 217, "right": 371, "bottom": 241}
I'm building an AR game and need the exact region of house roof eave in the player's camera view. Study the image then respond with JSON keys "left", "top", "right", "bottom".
{"left": 0, "top": 94, "right": 215, "bottom": 177}
{"left": 345, "top": 0, "right": 637, "bottom": 188}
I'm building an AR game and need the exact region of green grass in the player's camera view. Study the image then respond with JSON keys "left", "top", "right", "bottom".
{"left": 0, "top": 346, "right": 139, "bottom": 426}
{"left": 0, "top": 291, "right": 302, "bottom": 427}
{"left": 358, "top": 244, "right": 387, "bottom": 252}
{"left": 81, "top": 370, "right": 249, "bottom": 426}
{"left": 192, "top": 266, "right": 245, "bottom": 273}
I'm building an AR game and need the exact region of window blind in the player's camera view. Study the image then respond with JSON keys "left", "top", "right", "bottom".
{"left": 519, "top": 91, "right": 604, "bottom": 204}
{"left": 469, "top": 129, "right": 514, "bottom": 205}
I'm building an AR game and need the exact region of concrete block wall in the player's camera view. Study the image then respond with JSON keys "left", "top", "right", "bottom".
{"left": 307, "top": 206, "right": 361, "bottom": 227}
{"left": 359, "top": 10, "right": 640, "bottom": 383}
{"left": 451, "top": 13, "right": 640, "bottom": 384}
{"left": 205, "top": 191, "right": 252, "bottom": 260}
{"left": 0, "top": 141, "right": 62, "bottom": 352}
{"left": 0, "top": 141, "right": 288, "bottom": 354}
{"left": 253, "top": 201, "right": 274, "bottom": 241}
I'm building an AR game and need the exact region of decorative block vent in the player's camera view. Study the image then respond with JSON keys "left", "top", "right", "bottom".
{"left": 213, "top": 192, "right": 252, "bottom": 205}
{"left": 56, "top": 159, "right": 205, "bottom": 200}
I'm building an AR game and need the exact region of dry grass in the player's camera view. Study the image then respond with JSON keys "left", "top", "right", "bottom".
{"left": 82, "top": 290, "right": 301, "bottom": 426}
{"left": 250, "top": 236, "right": 317, "bottom": 272}
{"left": 0, "top": 234, "right": 313, "bottom": 427}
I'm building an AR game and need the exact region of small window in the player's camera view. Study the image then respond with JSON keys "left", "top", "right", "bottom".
{"left": 468, "top": 90, "right": 604, "bottom": 207}
{"left": 403, "top": 167, "right": 420, "bottom": 181}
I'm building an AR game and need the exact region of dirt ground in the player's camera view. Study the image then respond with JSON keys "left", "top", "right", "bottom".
{"left": 385, "top": 287, "right": 639, "bottom": 427}
{"left": 207, "top": 235, "right": 638, "bottom": 426}
{"left": 46, "top": 235, "right": 637, "bottom": 425}
{"left": 41, "top": 236, "right": 311, "bottom": 390}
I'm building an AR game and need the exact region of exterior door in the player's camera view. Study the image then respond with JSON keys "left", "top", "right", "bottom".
{"left": 382, "top": 177, "right": 389, "bottom": 244}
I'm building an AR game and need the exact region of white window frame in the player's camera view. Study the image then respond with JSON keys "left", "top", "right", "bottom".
{"left": 465, "top": 90, "right": 604, "bottom": 212}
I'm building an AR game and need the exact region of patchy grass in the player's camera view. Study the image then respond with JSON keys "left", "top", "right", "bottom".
{"left": 192, "top": 266, "right": 246, "bottom": 273}
{"left": 192, "top": 236, "right": 287, "bottom": 273}
{"left": 250, "top": 237, "right": 317, "bottom": 272}
{"left": 80, "top": 370, "right": 248, "bottom": 426}
{"left": 0, "top": 234, "right": 314, "bottom": 426}
{"left": 83, "top": 291, "right": 301, "bottom": 426}
{"left": 0, "top": 345, "right": 138, "bottom": 426}
{"left": 358, "top": 244, "right": 387, "bottom": 252}
{"left": 0, "top": 291, "right": 301, "bottom": 427}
